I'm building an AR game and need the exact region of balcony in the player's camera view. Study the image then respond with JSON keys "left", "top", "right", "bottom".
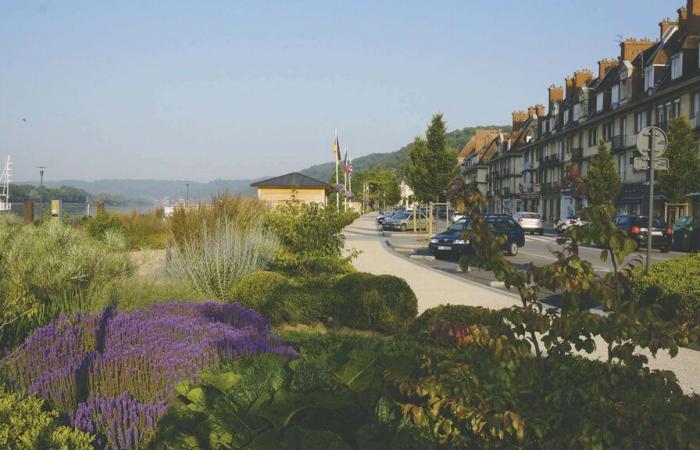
{"left": 503, "top": 186, "right": 511, "bottom": 196}
{"left": 571, "top": 147, "right": 584, "bottom": 161}
{"left": 519, "top": 183, "right": 535, "bottom": 193}
{"left": 540, "top": 154, "right": 562, "bottom": 167}
{"left": 541, "top": 181, "right": 561, "bottom": 194}
{"left": 611, "top": 135, "right": 630, "bottom": 152}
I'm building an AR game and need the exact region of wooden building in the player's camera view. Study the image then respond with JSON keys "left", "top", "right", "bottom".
{"left": 251, "top": 172, "right": 331, "bottom": 206}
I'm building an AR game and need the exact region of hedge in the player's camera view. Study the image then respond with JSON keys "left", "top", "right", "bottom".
{"left": 333, "top": 272, "right": 418, "bottom": 334}
{"left": 630, "top": 254, "right": 700, "bottom": 322}
{"left": 410, "top": 304, "right": 510, "bottom": 340}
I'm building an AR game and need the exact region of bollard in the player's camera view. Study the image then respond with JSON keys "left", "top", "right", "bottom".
{"left": 23, "top": 201, "right": 34, "bottom": 224}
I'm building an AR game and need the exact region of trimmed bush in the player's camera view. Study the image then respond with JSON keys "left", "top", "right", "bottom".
{"left": 0, "top": 386, "right": 94, "bottom": 449}
{"left": 410, "top": 304, "right": 510, "bottom": 340}
{"left": 231, "top": 272, "right": 335, "bottom": 325}
{"left": 630, "top": 254, "right": 700, "bottom": 322}
{"left": 333, "top": 273, "right": 418, "bottom": 333}
{"left": 230, "top": 271, "right": 291, "bottom": 317}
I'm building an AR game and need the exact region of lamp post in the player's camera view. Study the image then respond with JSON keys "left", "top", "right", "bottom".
{"left": 36, "top": 166, "right": 46, "bottom": 218}
{"left": 185, "top": 182, "right": 190, "bottom": 207}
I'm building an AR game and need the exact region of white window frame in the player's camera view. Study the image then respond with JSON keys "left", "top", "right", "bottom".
{"left": 671, "top": 53, "right": 683, "bottom": 80}
{"left": 644, "top": 66, "right": 654, "bottom": 91}
{"left": 596, "top": 92, "right": 604, "bottom": 112}
{"left": 611, "top": 84, "right": 620, "bottom": 108}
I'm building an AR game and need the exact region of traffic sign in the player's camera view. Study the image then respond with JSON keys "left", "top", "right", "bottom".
{"left": 634, "top": 157, "right": 669, "bottom": 171}
{"left": 633, "top": 157, "right": 649, "bottom": 171}
{"left": 654, "top": 157, "right": 669, "bottom": 171}
{"left": 636, "top": 126, "right": 668, "bottom": 157}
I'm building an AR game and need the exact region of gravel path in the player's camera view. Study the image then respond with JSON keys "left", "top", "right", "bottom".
{"left": 345, "top": 214, "right": 700, "bottom": 394}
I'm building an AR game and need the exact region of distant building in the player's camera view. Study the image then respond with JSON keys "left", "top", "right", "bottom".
{"left": 251, "top": 172, "right": 332, "bottom": 206}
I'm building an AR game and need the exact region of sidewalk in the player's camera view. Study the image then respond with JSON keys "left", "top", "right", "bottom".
{"left": 344, "top": 214, "right": 700, "bottom": 394}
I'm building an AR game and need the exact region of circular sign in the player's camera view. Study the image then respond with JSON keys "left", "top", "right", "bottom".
{"left": 636, "top": 126, "right": 669, "bottom": 157}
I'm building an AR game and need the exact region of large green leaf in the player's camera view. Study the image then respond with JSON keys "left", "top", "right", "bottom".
{"left": 252, "top": 389, "right": 351, "bottom": 431}
{"left": 282, "top": 427, "right": 352, "bottom": 450}
{"left": 332, "top": 347, "right": 381, "bottom": 392}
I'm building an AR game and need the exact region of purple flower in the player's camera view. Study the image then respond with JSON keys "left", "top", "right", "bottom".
{"left": 6, "top": 301, "right": 297, "bottom": 450}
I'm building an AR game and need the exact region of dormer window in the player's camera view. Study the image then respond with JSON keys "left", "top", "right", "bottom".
{"left": 671, "top": 53, "right": 683, "bottom": 80}
{"left": 596, "top": 92, "right": 604, "bottom": 112}
{"left": 573, "top": 104, "right": 581, "bottom": 122}
{"left": 611, "top": 84, "right": 620, "bottom": 108}
{"left": 644, "top": 66, "right": 654, "bottom": 91}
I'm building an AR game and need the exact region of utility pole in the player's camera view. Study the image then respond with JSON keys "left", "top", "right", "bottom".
{"left": 37, "top": 166, "right": 46, "bottom": 218}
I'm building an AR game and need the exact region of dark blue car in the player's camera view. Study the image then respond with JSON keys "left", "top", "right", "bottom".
{"left": 428, "top": 216, "right": 525, "bottom": 259}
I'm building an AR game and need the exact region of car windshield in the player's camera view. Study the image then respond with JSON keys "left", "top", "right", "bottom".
{"left": 521, "top": 213, "right": 540, "bottom": 219}
{"left": 447, "top": 219, "right": 470, "bottom": 232}
{"left": 634, "top": 217, "right": 666, "bottom": 228}
{"left": 675, "top": 216, "right": 693, "bottom": 226}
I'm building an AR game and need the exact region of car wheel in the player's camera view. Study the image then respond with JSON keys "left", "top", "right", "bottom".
{"left": 538, "top": 229, "right": 544, "bottom": 236}
{"left": 507, "top": 241, "right": 519, "bottom": 256}
{"left": 661, "top": 246, "right": 670, "bottom": 253}
{"left": 400, "top": 223, "right": 407, "bottom": 232}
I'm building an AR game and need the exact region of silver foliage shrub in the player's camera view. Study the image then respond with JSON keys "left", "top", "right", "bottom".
{"left": 167, "top": 219, "right": 279, "bottom": 301}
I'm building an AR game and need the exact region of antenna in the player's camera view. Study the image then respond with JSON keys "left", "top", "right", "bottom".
{"left": 36, "top": 165, "right": 47, "bottom": 217}
{"left": 0, "top": 155, "right": 11, "bottom": 212}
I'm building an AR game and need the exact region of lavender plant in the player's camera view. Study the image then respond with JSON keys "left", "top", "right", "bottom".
{"left": 4, "top": 301, "right": 297, "bottom": 450}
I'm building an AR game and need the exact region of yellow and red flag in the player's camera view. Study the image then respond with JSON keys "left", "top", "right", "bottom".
{"left": 332, "top": 134, "right": 341, "bottom": 163}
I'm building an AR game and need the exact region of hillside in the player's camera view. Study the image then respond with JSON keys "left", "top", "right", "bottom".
{"left": 300, "top": 125, "right": 511, "bottom": 181}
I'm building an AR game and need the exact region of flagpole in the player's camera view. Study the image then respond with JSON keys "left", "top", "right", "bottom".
{"left": 344, "top": 148, "right": 348, "bottom": 213}
{"left": 335, "top": 129, "right": 339, "bottom": 212}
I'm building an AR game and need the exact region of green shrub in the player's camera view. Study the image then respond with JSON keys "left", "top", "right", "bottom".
{"left": 0, "top": 386, "right": 93, "bottom": 449}
{"left": 409, "top": 304, "right": 511, "bottom": 341}
{"left": 84, "top": 211, "right": 124, "bottom": 240}
{"left": 120, "top": 209, "right": 169, "bottom": 249}
{"left": 0, "top": 217, "right": 134, "bottom": 350}
{"left": 230, "top": 272, "right": 335, "bottom": 325}
{"left": 631, "top": 254, "right": 700, "bottom": 322}
{"left": 231, "top": 270, "right": 290, "bottom": 312}
{"left": 333, "top": 273, "right": 418, "bottom": 334}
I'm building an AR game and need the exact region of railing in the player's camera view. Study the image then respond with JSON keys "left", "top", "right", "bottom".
{"left": 519, "top": 183, "right": 535, "bottom": 193}
{"left": 503, "top": 187, "right": 511, "bottom": 196}
{"left": 571, "top": 147, "right": 584, "bottom": 160}
{"left": 541, "top": 181, "right": 560, "bottom": 193}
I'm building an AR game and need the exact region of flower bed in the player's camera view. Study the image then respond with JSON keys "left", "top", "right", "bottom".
{"left": 6, "top": 302, "right": 296, "bottom": 450}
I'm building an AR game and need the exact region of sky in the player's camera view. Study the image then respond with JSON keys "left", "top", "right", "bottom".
{"left": 0, "top": 0, "right": 677, "bottom": 182}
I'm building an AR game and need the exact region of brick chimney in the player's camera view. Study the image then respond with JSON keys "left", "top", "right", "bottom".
{"left": 527, "top": 106, "right": 536, "bottom": 118}
{"left": 548, "top": 85, "right": 563, "bottom": 113}
{"left": 686, "top": 0, "right": 700, "bottom": 32}
{"left": 565, "top": 70, "right": 593, "bottom": 99}
{"left": 512, "top": 110, "right": 529, "bottom": 131}
{"left": 659, "top": 18, "right": 677, "bottom": 39}
{"left": 678, "top": 6, "right": 688, "bottom": 28}
{"left": 620, "top": 38, "right": 655, "bottom": 62}
{"left": 535, "top": 104, "right": 546, "bottom": 118}
{"left": 598, "top": 58, "right": 618, "bottom": 79}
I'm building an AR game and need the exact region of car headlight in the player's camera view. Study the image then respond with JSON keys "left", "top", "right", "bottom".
{"left": 454, "top": 239, "right": 469, "bottom": 245}
{"left": 430, "top": 238, "right": 438, "bottom": 244}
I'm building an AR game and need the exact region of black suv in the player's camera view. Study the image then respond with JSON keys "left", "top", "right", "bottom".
{"left": 428, "top": 216, "right": 525, "bottom": 259}
{"left": 615, "top": 215, "right": 672, "bottom": 252}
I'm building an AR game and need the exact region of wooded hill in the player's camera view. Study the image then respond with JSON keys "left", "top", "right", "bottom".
{"left": 300, "top": 125, "right": 511, "bottom": 181}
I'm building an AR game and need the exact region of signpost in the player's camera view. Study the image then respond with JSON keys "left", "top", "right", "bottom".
{"left": 636, "top": 126, "right": 669, "bottom": 271}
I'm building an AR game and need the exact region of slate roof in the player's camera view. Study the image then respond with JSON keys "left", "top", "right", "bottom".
{"left": 250, "top": 172, "right": 331, "bottom": 189}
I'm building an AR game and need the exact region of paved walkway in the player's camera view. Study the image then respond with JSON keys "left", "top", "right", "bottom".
{"left": 345, "top": 214, "right": 700, "bottom": 394}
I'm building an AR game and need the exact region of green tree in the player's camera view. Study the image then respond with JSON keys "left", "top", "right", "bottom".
{"left": 659, "top": 116, "right": 700, "bottom": 203}
{"left": 585, "top": 141, "right": 621, "bottom": 206}
{"left": 407, "top": 113, "right": 458, "bottom": 203}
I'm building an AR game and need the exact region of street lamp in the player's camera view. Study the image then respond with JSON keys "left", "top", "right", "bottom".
{"left": 36, "top": 166, "right": 46, "bottom": 218}
{"left": 186, "top": 182, "right": 190, "bottom": 207}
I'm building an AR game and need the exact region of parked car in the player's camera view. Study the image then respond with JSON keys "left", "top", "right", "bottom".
{"left": 615, "top": 215, "right": 672, "bottom": 252}
{"left": 383, "top": 212, "right": 428, "bottom": 232}
{"left": 512, "top": 212, "right": 544, "bottom": 235}
{"left": 428, "top": 216, "right": 525, "bottom": 258}
{"left": 554, "top": 215, "right": 586, "bottom": 234}
{"left": 376, "top": 211, "right": 396, "bottom": 225}
{"left": 672, "top": 215, "right": 694, "bottom": 252}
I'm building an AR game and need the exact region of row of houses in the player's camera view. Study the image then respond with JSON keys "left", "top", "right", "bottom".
{"left": 459, "top": 0, "right": 700, "bottom": 222}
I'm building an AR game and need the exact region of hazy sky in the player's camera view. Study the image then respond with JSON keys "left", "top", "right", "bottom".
{"left": 1, "top": 0, "right": 675, "bottom": 182}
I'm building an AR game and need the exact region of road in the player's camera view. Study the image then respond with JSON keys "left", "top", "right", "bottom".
{"left": 345, "top": 213, "right": 700, "bottom": 394}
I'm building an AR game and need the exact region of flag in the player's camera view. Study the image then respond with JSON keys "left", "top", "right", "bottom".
{"left": 332, "top": 134, "right": 341, "bottom": 163}
{"left": 342, "top": 149, "right": 351, "bottom": 175}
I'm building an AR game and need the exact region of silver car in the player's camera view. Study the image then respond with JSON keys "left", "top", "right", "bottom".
{"left": 512, "top": 212, "right": 544, "bottom": 235}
